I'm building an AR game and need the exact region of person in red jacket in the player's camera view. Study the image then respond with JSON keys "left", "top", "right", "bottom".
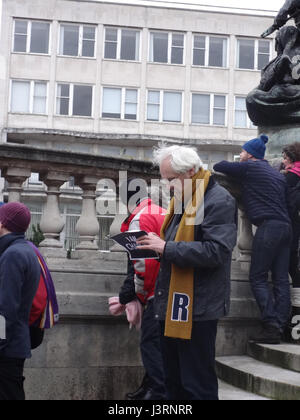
{"left": 119, "top": 178, "right": 167, "bottom": 400}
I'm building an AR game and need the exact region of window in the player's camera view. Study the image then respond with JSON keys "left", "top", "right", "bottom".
{"left": 13, "top": 20, "right": 50, "bottom": 54}
{"left": 104, "top": 27, "right": 140, "bottom": 61}
{"left": 59, "top": 24, "right": 96, "bottom": 57}
{"left": 193, "top": 35, "right": 228, "bottom": 67}
{"left": 102, "top": 87, "right": 138, "bottom": 120}
{"left": 234, "top": 97, "right": 256, "bottom": 128}
{"left": 237, "top": 38, "right": 271, "bottom": 70}
{"left": 56, "top": 83, "right": 93, "bottom": 116}
{"left": 147, "top": 90, "right": 182, "bottom": 123}
{"left": 149, "top": 32, "right": 184, "bottom": 64}
{"left": 10, "top": 80, "right": 47, "bottom": 114}
{"left": 28, "top": 173, "right": 42, "bottom": 185}
{"left": 192, "top": 93, "right": 226, "bottom": 126}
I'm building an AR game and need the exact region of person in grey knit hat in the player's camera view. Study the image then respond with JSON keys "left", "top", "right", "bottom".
{"left": 0, "top": 202, "right": 40, "bottom": 400}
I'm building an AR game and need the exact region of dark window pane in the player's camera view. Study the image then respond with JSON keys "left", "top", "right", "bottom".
{"left": 15, "top": 20, "right": 28, "bottom": 34}
{"left": 194, "top": 36, "right": 205, "bottom": 49}
{"left": 259, "top": 40, "right": 270, "bottom": 54}
{"left": 193, "top": 49, "right": 205, "bottom": 66}
{"left": 192, "top": 94, "right": 210, "bottom": 124}
{"left": 30, "top": 22, "right": 50, "bottom": 54}
{"left": 258, "top": 54, "right": 269, "bottom": 70}
{"left": 106, "top": 28, "right": 118, "bottom": 42}
{"left": 172, "top": 33, "right": 184, "bottom": 47}
{"left": 73, "top": 85, "right": 93, "bottom": 116}
{"left": 124, "top": 113, "right": 137, "bottom": 120}
{"left": 151, "top": 32, "right": 168, "bottom": 63}
{"left": 62, "top": 25, "right": 79, "bottom": 56}
{"left": 58, "top": 98, "right": 69, "bottom": 115}
{"left": 171, "top": 47, "right": 183, "bottom": 64}
{"left": 209, "top": 37, "right": 226, "bottom": 67}
{"left": 238, "top": 39, "right": 255, "bottom": 69}
{"left": 213, "top": 109, "right": 225, "bottom": 125}
{"left": 102, "top": 113, "right": 121, "bottom": 119}
{"left": 60, "top": 84, "right": 70, "bottom": 97}
{"left": 83, "top": 26, "right": 95, "bottom": 40}
{"left": 14, "top": 35, "right": 27, "bottom": 52}
{"left": 104, "top": 43, "right": 117, "bottom": 59}
{"left": 82, "top": 40, "right": 95, "bottom": 57}
{"left": 121, "top": 30, "right": 138, "bottom": 60}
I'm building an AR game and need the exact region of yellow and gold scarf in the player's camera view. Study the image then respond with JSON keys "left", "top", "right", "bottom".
{"left": 160, "top": 169, "right": 211, "bottom": 340}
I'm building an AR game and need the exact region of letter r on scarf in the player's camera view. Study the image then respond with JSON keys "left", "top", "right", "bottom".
{"left": 171, "top": 293, "right": 190, "bottom": 322}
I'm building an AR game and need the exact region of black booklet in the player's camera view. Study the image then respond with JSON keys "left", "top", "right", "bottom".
{"left": 111, "top": 231, "right": 159, "bottom": 260}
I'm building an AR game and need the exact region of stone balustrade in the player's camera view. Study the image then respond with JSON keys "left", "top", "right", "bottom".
{"left": 0, "top": 143, "right": 158, "bottom": 257}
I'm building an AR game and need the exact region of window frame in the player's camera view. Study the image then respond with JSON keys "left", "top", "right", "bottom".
{"left": 101, "top": 86, "right": 139, "bottom": 121}
{"left": 10, "top": 79, "right": 48, "bottom": 115}
{"left": 149, "top": 31, "right": 185, "bottom": 65}
{"left": 191, "top": 92, "right": 227, "bottom": 127}
{"left": 12, "top": 19, "right": 51, "bottom": 55}
{"left": 236, "top": 37, "right": 271, "bottom": 71}
{"left": 192, "top": 34, "right": 228, "bottom": 68}
{"left": 56, "top": 82, "right": 94, "bottom": 117}
{"left": 104, "top": 26, "right": 141, "bottom": 61}
{"left": 234, "top": 96, "right": 256, "bottom": 129}
{"left": 58, "top": 23, "right": 97, "bottom": 58}
{"left": 146, "top": 90, "right": 183, "bottom": 123}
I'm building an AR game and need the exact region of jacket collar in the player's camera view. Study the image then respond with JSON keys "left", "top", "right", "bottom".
{"left": 0, "top": 233, "right": 25, "bottom": 256}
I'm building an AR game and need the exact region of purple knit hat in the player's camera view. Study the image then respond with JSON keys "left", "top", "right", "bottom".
{"left": 0, "top": 202, "right": 31, "bottom": 233}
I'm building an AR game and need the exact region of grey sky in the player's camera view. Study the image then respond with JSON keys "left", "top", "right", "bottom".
{"left": 134, "top": 0, "right": 283, "bottom": 12}
{"left": 0, "top": 0, "right": 284, "bottom": 13}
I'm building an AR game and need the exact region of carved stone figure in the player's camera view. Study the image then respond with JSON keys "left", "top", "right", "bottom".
{"left": 247, "top": 0, "right": 300, "bottom": 126}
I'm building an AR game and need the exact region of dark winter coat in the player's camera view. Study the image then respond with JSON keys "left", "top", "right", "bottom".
{"left": 0, "top": 233, "right": 40, "bottom": 359}
{"left": 154, "top": 178, "right": 238, "bottom": 322}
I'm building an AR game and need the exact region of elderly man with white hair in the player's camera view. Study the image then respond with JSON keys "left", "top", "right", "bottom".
{"left": 137, "top": 145, "right": 237, "bottom": 400}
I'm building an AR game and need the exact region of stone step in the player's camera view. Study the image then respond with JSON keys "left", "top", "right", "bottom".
{"left": 216, "top": 356, "right": 300, "bottom": 400}
{"left": 247, "top": 342, "right": 300, "bottom": 373}
{"left": 218, "top": 380, "right": 270, "bottom": 400}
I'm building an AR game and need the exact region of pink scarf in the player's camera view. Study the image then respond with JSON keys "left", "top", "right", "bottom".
{"left": 288, "top": 161, "right": 300, "bottom": 178}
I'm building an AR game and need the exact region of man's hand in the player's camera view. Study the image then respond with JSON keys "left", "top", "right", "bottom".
{"left": 136, "top": 233, "right": 166, "bottom": 255}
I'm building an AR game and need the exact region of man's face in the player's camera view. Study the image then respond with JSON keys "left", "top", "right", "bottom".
{"left": 240, "top": 149, "right": 252, "bottom": 162}
{"left": 160, "top": 157, "right": 195, "bottom": 198}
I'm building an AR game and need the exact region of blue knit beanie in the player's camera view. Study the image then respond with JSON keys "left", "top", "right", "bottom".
{"left": 242, "top": 134, "right": 269, "bottom": 159}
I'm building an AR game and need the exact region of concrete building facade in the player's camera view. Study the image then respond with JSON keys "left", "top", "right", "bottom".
{"left": 0, "top": 0, "right": 276, "bottom": 249}
{"left": 0, "top": 0, "right": 275, "bottom": 160}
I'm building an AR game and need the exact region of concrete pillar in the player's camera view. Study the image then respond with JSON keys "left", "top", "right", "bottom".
{"left": 237, "top": 210, "right": 254, "bottom": 271}
{"left": 75, "top": 175, "right": 100, "bottom": 252}
{"left": 3, "top": 167, "right": 31, "bottom": 202}
{"left": 39, "top": 172, "right": 69, "bottom": 257}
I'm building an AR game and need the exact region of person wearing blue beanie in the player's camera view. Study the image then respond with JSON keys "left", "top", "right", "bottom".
{"left": 242, "top": 134, "right": 269, "bottom": 160}
{"left": 214, "top": 135, "right": 292, "bottom": 345}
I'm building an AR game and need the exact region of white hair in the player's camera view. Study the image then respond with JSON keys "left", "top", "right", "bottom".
{"left": 153, "top": 145, "right": 203, "bottom": 174}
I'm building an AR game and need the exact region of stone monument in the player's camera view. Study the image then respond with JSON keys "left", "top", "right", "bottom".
{"left": 246, "top": 0, "right": 300, "bottom": 157}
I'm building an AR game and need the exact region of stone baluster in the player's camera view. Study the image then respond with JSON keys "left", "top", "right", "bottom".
{"left": 109, "top": 197, "right": 128, "bottom": 253}
{"left": 237, "top": 209, "right": 254, "bottom": 271}
{"left": 39, "top": 171, "right": 69, "bottom": 258}
{"left": 74, "top": 175, "right": 100, "bottom": 256}
{"left": 2, "top": 167, "right": 31, "bottom": 202}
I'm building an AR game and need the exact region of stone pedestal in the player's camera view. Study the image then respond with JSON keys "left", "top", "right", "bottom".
{"left": 258, "top": 125, "right": 300, "bottom": 158}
